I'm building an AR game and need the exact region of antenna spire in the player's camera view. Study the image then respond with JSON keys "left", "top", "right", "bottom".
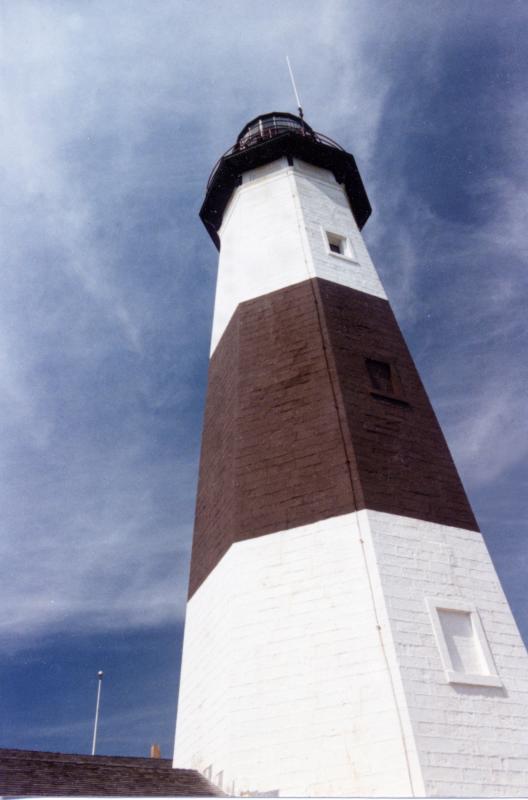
{"left": 286, "top": 56, "right": 304, "bottom": 119}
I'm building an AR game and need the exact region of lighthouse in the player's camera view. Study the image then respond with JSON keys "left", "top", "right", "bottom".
{"left": 173, "top": 112, "right": 528, "bottom": 797}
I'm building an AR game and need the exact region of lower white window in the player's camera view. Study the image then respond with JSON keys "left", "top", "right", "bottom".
{"left": 426, "top": 598, "right": 502, "bottom": 687}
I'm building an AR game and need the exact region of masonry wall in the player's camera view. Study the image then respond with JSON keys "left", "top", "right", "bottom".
{"left": 292, "top": 158, "right": 382, "bottom": 293}
{"left": 176, "top": 510, "right": 528, "bottom": 797}
{"left": 362, "top": 510, "right": 528, "bottom": 797}
{"left": 189, "top": 279, "right": 355, "bottom": 598}
{"left": 211, "top": 158, "right": 386, "bottom": 353}
{"left": 174, "top": 514, "right": 421, "bottom": 797}
{"left": 189, "top": 279, "right": 476, "bottom": 598}
{"left": 317, "top": 279, "right": 478, "bottom": 532}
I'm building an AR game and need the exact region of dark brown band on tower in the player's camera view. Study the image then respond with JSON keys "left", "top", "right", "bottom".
{"left": 188, "top": 278, "right": 478, "bottom": 599}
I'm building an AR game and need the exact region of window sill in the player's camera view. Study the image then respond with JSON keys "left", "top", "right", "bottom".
{"left": 326, "top": 250, "right": 358, "bottom": 264}
{"left": 446, "top": 670, "right": 503, "bottom": 688}
{"left": 370, "top": 391, "right": 410, "bottom": 407}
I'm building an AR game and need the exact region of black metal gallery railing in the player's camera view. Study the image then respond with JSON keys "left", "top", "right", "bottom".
{"left": 206, "top": 113, "right": 344, "bottom": 191}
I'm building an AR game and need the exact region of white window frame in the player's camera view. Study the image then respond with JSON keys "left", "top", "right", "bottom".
{"left": 426, "top": 597, "right": 502, "bottom": 688}
{"left": 322, "top": 228, "right": 357, "bottom": 262}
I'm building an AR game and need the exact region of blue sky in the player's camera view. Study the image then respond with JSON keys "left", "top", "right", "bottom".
{"left": 1, "top": 0, "right": 527, "bottom": 759}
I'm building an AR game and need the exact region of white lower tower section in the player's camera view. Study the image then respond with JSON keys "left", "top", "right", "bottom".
{"left": 174, "top": 512, "right": 528, "bottom": 796}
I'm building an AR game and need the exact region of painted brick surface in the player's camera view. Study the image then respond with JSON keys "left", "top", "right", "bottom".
{"left": 211, "top": 158, "right": 386, "bottom": 353}
{"left": 189, "top": 279, "right": 355, "bottom": 598}
{"left": 316, "top": 279, "right": 478, "bottom": 532}
{"left": 176, "top": 511, "right": 528, "bottom": 796}
{"left": 189, "top": 278, "right": 476, "bottom": 598}
{"left": 362, "top": 510, "right": 528, "bottom": 796}
{"left": 292, "top": 159, "right": 382, "bottom": 293}
{"left": 174, "top": 514, "right": 420, "bottom": 797}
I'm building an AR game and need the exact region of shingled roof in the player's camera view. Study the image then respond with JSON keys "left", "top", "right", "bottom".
{"left": 0, "top": 748, "right": 225, "bottom": 797}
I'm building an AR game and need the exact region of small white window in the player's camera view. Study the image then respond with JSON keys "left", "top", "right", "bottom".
{"left": 203, "top": 765, "right": 213, "bottom": 781}
{"left": 426, "top": 598, "right": 502, "bottom": 687}
{"left": 327, "top": 231, "right": 346, "bottom": 254}
{"left": 216, "top": 770, "right": 224, "bottom": 789}
{"left": 324, "top": 230, "right": 356, "bottom": 261}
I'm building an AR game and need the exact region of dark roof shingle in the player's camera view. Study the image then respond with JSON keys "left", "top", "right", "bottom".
{"left": 0, "top": 748, "right": 224, "bottom": 796}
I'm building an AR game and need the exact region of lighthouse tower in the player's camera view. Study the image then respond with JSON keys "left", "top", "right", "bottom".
{"left": 173, "top": 113, "right": 528, "bottom": 797}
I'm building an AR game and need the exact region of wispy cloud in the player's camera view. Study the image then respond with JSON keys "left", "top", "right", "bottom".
{"left": 0, "top": 444, "right": 196, "bottom": 652}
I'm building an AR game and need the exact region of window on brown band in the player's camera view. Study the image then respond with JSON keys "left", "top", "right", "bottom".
{"left": 366, "top": 358, "right": 394, "bottom": 394}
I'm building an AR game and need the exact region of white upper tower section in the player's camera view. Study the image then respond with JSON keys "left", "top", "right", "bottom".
{"left": 211, "top": 156, "right": 386, "bottom": 353}
{"left": 200, "top": 112, "right": 378, "bottom": 354}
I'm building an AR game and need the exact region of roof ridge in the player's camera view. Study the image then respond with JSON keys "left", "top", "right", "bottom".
{"left": 0, "top": 748, "right": 175, "bottom": 764}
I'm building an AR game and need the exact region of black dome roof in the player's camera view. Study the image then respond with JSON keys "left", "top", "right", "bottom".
{"left": 201, "top": 112, "right": 371, "bottom": 249}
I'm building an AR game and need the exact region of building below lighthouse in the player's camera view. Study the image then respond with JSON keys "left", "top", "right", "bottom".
{"left": 173, "top": 112, "right": 528, "bottom": 797}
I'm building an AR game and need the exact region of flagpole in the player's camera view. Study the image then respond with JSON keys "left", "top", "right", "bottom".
{"left": 91, "top": 670, "right": 104, "bottom": 756}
